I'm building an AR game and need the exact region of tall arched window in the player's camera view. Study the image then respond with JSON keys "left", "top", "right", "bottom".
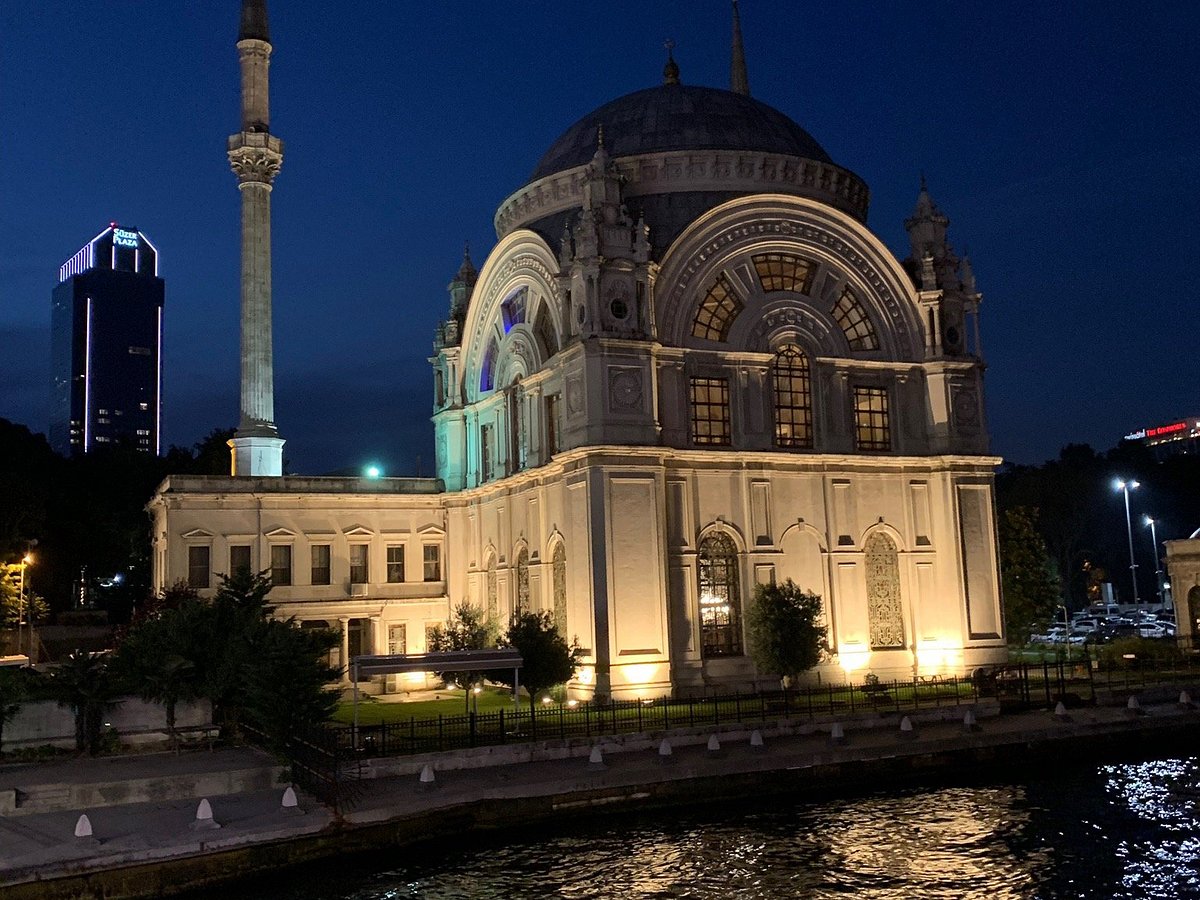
{"left": 486, "top": 556, "right": 498, "bottom": 622}
{"left": 515, "top": 548, "right": 530, "bottom": 615}
{"left": 831, "top": 286, "right": 879, "bottom": 351}
{"left": 772, "top": 344, "right": 813, "bottom": 449}
{"left": 552, "top": 543, "right": 567, "bottom": 634}
{"left": 865, "top": 533, "right": 904, "bottom": 649}
{"left": 691, "top": 275, "right": 743, "bottom": 342}
{"left": 698, "top": 532, "right": 742, "bottom": 657}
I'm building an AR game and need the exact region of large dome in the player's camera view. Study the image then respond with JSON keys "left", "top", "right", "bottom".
{"left": 530, "top": 84, "right": 834, "bottom": 182}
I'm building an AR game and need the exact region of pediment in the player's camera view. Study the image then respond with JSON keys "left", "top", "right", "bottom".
{"left": 342, "top": 525, "right": 375, "bottom": 537}
{"left": 264, "top": 527, "right": 297, "bottom": 538}
{"left": 181, "top": 528, "right": 214, "bottom": 539}
{"left": 417, "top": 524, "right": 446, "bottom": 537}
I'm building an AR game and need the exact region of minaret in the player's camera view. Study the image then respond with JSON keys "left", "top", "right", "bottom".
{"left": 227, "top": 0, "right": 285, "bottom": 476}
{"left": 730, "top": 1, "right": 750, "bottom": 96}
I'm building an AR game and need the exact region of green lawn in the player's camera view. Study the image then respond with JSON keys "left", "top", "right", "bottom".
{"left": 333, "top": 686, "right": 521, "bottom": 724}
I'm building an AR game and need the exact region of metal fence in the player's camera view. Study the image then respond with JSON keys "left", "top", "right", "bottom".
{"left": 335, "top": 675, "right": 980, "bottom": 759}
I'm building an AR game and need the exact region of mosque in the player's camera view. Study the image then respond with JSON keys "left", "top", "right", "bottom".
{"left": 149, "top": 1, "right": 1008, "bottom": 700}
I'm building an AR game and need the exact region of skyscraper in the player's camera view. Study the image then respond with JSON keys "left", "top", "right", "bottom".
{"left": 50, "top": 223, "right": 164, "bottom": 456}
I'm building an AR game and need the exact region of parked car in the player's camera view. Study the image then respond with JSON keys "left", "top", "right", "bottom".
{"left": 1137, "top": 623, "right": 1169, "bottom": 639}
{"left": 1068, "top": 629, "right": 1093, "bottom": 645}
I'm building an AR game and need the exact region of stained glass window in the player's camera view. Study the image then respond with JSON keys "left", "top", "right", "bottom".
{"left": 832, "top": 287, "right": 878, "bottom": 351}
{"left": 691, "top": 275, "right": 743, "bottom": 342}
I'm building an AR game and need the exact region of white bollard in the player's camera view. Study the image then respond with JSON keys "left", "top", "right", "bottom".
{"left": 963, "top": 709, "right": 978, "bottom": 732}
{"left": 190, "top": 798, "right": 220, "bottom": 831}
{"left": 74, "top": 814, "right": 93, "bottom": 839}
{"left": 749, "top": 730, "right": 765, "bottom": 750}
{"left": 899, "top": 716, "right": 914, "bottom": 735}
{"left": 1127, "top": 695, "right": 1143, "bottom": 715}
{"left": 658, "top": 739, "right": 675, "bottom": 763}
{"left": 707, "top": 734, "right": 722, "bottom": 754}
{"left": 418, "top": 764, "right": 437, "bottom": 790}
{"left": 588, "top": 745, "right": 607, "bottom": 769}
{"left": 280, "top": 785, "right": 304, "bottom": 815}
{"left": 1054, "top": 701, "right": 1069, "bottom": 719}
{"left": 1180, "top": 691, "right": 1194, "bottom": 708}
{"left": 830, "top": 722, "right": 846, "bottom": 745}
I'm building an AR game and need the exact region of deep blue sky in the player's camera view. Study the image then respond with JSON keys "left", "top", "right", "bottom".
{"left": 2, "top": 2, "right": 1197, "bottom": 475}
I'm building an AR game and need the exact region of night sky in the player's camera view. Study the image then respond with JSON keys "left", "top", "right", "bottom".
{"left": 2, "top": 2, "right": 1197, "bottom": 476}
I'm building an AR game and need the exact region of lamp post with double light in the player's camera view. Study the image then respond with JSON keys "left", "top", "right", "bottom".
{"left": 1144, "top": 515, "right": 1165, "bottom": 609}
{"left": 1114, "top": 479, "right": 1140, "bottom": 606}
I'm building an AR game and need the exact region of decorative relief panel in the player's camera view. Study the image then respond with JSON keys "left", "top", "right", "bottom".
{"left": 608, "top": 367, "right": 644, "bottom": 412}
{"left": 865, "top": 533, "right": 905, "bottom": 649}
{"left": 566, "top": 374, "right": 584, "bottom": 415}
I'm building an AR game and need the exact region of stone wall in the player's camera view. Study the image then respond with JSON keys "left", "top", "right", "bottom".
{"left": 2, "top": 698, "right": 214, "bottom": 751}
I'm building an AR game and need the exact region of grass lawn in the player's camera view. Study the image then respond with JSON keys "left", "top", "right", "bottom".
{"left": 333, "top": 686, "right": 522, "bottom": 725}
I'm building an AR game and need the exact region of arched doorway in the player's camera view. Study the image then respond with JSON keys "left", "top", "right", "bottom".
{"left": 1188, "top": 586, "right": 1200, "bottom": 639}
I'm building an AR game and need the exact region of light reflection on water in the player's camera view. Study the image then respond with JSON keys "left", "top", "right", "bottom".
{"left": 226, "top": 757, "right": 1200, "bottom": 900}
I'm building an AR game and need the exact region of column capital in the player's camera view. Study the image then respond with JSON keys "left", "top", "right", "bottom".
{"left": 228, "top": 132, "right": 283, "bottom": 185}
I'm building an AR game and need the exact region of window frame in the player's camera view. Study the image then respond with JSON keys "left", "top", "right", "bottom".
{"left": 349, "top": 543, "right": 370, "bottom": 585}
{"left": 229, "top": 544, "right": 252, "bottom": 579}
{"left": 422, "top": 544, "right": 442, "bottom": 582}
{"left": 310, "top": 544, "right": 331, "bottom": 585}
{"left": 187, "top": 545, "right": 211, "bottom": 590}
{"left": 689, "top": 376, "right": 732, "bottom": 447}
{"left": 697, "top": 532, "right": 743, "bottom": 658}
{"left": 853, "top": 385, "right": 892, "bottom": 452}
{"left": 771, "top": 344, "right": 814, "bottom": 449}
{"left": 386, "top": 544, "right": 406, "bottom": 584}
{"left": 269, "top": 543, "right": 293, "bottom": 587}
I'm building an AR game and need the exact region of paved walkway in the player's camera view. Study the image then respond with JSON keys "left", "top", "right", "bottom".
{"left": 1, "top": 699, "right": 1196, "bottom": 894}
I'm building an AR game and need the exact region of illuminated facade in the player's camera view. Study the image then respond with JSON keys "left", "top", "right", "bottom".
{"left": 151, "top": 6, "right": 1007, "bottom": 699}
{"left": 1123, "top": 418, "right": 1200, "bottom": 460}
{"left": 50, "top": 224, "right": 164, "bottom": 456}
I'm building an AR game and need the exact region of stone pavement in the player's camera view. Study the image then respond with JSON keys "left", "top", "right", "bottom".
{"left": 1, "top": 698, "right": 1196, "bottom": 895}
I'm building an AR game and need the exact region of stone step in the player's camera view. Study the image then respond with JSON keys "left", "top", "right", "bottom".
{"left": 1, "top": 764, "right": 285, "bottom": 817}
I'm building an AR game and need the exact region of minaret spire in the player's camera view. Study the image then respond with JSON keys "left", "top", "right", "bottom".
{"left": 730, "top": 1, "right": 750, "bottom": 96}
{"left": 227, "top": 0, "right": 285, "bottom": 476}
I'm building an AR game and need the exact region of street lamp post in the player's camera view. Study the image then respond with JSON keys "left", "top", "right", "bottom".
{"left": 17, "top": 553, "right": 32, "bottom": 657}
{"left": 1114, "top": 479, "right": 1141, "bottom": 606}
{"left": 1144, "top": 515, "right": 1165, "bottom": 609}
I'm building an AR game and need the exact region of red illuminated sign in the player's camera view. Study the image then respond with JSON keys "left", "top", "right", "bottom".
{"left": 1147, "top": 421, "right": 1189, "bottom": 438}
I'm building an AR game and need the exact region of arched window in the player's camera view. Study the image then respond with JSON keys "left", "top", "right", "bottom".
{"left": 1188, "top": 586, "right": 1200, "bottom": 637}
{"left": 698, "top": 532, "right": 742, "bottom": 657}
{"left": 515, "top": 548, "right": 530, "bottom": 615}
{"left": 486, "top": 556, "right": 498, "bottom": 622}
{"left": 865, "top": 533, "right": 904, "bottom": 649}
{"left": 831, "top": 286, "right": 878, "bottom": 351}
{"left": 480, "top": 337, "right": 499, "bottom": 392}
{"left": 507, "top": 379, "right": 524, "bottom": 474}
{"left": 552, "top": 543, "right": 567, "bottom": 634}
{"left": 691, "top": 274, "right": 743, "bottom": 342}
{"left": 772, "top": 344, "right": 813, "bottom": 449}
{"left": 753, "top": 252, "right": 815, "bottom": 294}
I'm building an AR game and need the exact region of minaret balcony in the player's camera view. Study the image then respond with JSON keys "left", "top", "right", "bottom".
{"left": 228, "top": 131, "right": 283, "bottom": 155}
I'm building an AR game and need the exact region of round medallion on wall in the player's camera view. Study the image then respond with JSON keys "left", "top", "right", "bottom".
{"left": 953, "top": 390, "right": 980, "bottom": 427}
{"left": 610, "top": 297, "right": 629, "bottom": 320}
{"left": 609, "top": 369, "right": 643, "bottom": 410}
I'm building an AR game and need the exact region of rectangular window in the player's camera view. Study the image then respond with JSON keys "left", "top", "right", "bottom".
{"left": 689, "top": 377, "right": 731, "bottom": 446}
{"left": 229, "top": 545, "right": 252, "bottom": 578}
{"left": 270, "top": 544, "right": 292, "bottom": 586}
{"left": 349, "top": 544, "right": 369, "bottom": 584}
{"left": 423, "top": 544, "right": 441, "bottom": 582}
{"left": 853, "top": 386, "right": 891, "bottom": 451}
{"left": 187, "top": 545, "right": 210, "bottom": 589}
{"left": 545, "top": 394, "right": 561, "bottom": 457}
{"left": 386, "top": 545, "right": 405, "bottom": 583}
{"left": 311, "top": 544, "right": 331, "bottom": 585}
{"left": 388, "top": 623, "right": 407, "bottom": 656}
{"left": 424, "top": 623, "right": 438, "bottom": 652}
{"left": 480, "top": 424, "right": 493, "bottom": 482}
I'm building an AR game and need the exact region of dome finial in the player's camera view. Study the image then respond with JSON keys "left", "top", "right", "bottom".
{"left": 663, "top": 39, "right": 680, "bottom": 85}
{"left": 597, "top": 124, "right": 605, "bottom": 150}
{"left": 731, "top": 1, "right": 750, "bottom": 96}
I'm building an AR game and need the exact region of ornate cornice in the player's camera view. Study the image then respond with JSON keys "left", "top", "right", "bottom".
{"left": 228, "top": 132, "right": 283, "bottom": 186}
{"left": 495, "top": 150, "right": 869, "bottom": 238}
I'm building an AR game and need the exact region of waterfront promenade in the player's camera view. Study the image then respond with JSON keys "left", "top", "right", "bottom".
{"left": 2, "top": 693, "right": 1198, "bottom": 899}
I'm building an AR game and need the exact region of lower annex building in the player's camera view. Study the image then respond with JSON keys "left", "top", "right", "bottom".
{"left": 150, "top": 24, "right": 1007, "bottom": 700}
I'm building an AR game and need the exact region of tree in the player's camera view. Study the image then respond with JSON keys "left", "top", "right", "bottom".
{"left": 492, "top": 610, "right": 581, "bottom": 716}
{"left": 745, "top": 579, "right": 827, "bottom": 686}
{"left": 428, "top": 601, "right": 497, "bottom": 710}
{"left": 114, "top": 613, "right": 200, "bottom": 753}
{"left": 999, "top": 506, "right": 1063, "bottom": 643}
{"left": 49, "top": 650, "right": 120, "bottom": 755}
{"left": 0, "top": 667, "right": 29, "bottom": 755}
{"left": 0, "top": 563, "right": 47, "bottom": 631}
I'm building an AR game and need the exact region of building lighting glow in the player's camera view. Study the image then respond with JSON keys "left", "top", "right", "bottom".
{"left": 839, "top": 646, "right": 870, "bottom": 673}
{"left": 83, "top": 296, "right": 93, "bottom": 451}
{"left": 364, "top": 465, "right": 382, "bottom": 479}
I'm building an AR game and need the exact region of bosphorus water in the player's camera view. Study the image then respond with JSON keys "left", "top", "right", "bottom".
{"left": 214, "top": 755, "right": 1200, "bottom": 899}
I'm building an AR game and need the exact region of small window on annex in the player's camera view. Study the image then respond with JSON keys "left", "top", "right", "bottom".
{"left": 853, "top": 386, "right": 891, "bottom": 452}
{"left": 753, "top": 253, "right": 815, "bottom": 294}
{"left": 423, "top": 544, "right": 441, "bottom": 582}
{"left": 772, "top": 344, "right": 813, "bottom": 449}
{"left": 832, "top": 286, "right": 879, "bottom": 351}
{"left": 386, "top": 545, "right": 405, "bottom": 583}
{"left": 270, "top": 544, "right": 292, "bottom": 586}
{"left": 349, "top": 544, "right": 369, "bottom": 585}
{"left": 311, "top": 544, "right": 331, "bottom": 585}
{"left": 229, "top": 545, "right": 252, "bottom": 578}
{"left": 689, "top": 377, "right": 731, "bottom": 446}
{"left": 691, "top": 275, "right": 743, "bottom": 342}
{"left": 187, "top": 545, "right": 210, "bottom": 589}
{"left": 698, "top": 533, "right": 742, "bottom": 657}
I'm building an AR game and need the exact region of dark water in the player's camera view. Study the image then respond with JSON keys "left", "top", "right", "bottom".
{"left": 220, "top": 756, "right": 1200, "bottom": 899}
